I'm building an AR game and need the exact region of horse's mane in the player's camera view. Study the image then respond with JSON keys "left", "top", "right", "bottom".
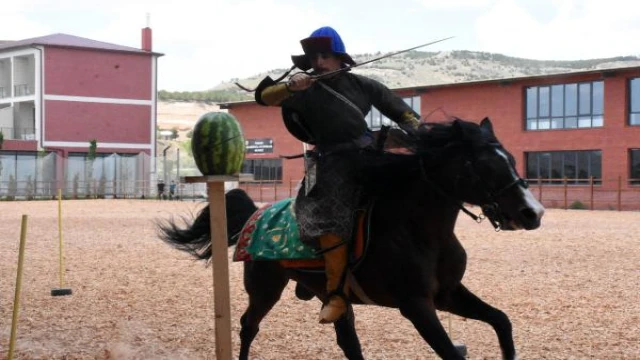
{"left": 363, "top": 118, "right": 497, "bottom": 195}
{"left": 417, "top": 118, "right": 498, "bottom": 150}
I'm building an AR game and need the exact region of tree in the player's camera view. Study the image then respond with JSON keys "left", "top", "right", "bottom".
{"left": 7, "top": 174, "right": 17, "bottom": 200}
{"left": 86, "top": 139, "right": 97, "bottom": 198}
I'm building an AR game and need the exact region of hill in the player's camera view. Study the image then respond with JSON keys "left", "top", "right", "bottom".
{"left": 156, "top": 50, "right": 640, "bottom": 137}
{"left": 216, "top": 50, "right": 640, "bottom": 93}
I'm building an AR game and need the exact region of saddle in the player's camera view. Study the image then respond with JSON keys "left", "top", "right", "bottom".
{"left": 232, "top": 198, "right": 372, "bottom": 269}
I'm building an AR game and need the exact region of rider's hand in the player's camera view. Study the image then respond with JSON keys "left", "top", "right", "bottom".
{"left": 287, "top": 73, "right": 314, "bottom": 92}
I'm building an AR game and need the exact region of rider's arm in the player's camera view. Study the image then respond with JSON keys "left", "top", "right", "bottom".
{"left": 255, "top": 77, "right": 293, "bottom": 106}
{"left": 358, "top": 75, "right": 421, "bottom": 135}
{"left": 255, "top": 73, "right": 314, "bottom": 106}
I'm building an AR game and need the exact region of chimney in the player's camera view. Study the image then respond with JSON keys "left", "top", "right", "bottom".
{"left": 141, "top": 27, "right": 152, "bottom": 52}
{"left": 141, "top": 14, "right": 152, "bottom": 51}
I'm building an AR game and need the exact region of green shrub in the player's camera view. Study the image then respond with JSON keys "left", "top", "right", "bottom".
{"left": 569, "top": 200, "right": 587, "bottom": 210}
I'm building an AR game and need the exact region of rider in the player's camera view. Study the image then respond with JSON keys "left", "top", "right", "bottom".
{"left": 254, "top": 26, "right": 421, "bottom": 324}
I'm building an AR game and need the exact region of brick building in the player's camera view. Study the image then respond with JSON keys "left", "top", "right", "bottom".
{"left": 0, "top": 28, "right": 163, "bottom": 196}
{"left": 222, "top": 66, "right": 640, "bottom": 209}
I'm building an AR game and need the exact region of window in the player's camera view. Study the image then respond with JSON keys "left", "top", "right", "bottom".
{"left": 526, "top": 81, "right": 604, "bottom": 130}
{"left": 241, "top": 158, "right": 282, "bottom": 182}
{"left": 525, "top": 150, "right": 602, "bottom": 184}
{"left": 630, "top": 78, "right": 640, "bottom": 125}
{"left": 631, "top": 149, "right": 640, "bottom": 185}
{"left": 365, "top": 96, "right": 421, "bottom": 130}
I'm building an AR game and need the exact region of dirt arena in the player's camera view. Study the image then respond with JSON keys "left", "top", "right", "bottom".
{"left": 1, "top": 199, "right": 638, "bottom": 360}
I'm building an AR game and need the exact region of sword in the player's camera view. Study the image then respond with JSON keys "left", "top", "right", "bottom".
{"left": 311, "top": 36, "right": 455, "bottom": 81}
{"left": 234, "top": 36, "right": 454, "bottom": 92}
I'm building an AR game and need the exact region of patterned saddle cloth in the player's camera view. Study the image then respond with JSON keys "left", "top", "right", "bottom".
{"left": 233, "top": 198, "right": 367, "bottom": 268}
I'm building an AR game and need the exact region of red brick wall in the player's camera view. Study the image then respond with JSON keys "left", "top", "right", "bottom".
{"left": 44, "top": 100, "right": 151, "bottom": 143}
{"left": 1, "top": 139, "right": 38, "bottom": 151}
{"left": 232, "top": 105, "right": 305, "bottom": 182}
{"left": 45, "top": 47, "right": 152, "bottom": 99}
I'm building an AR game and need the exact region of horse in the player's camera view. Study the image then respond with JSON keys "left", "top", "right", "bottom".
{"left": 158, "top": 117, "right": 544, "bottom": 360}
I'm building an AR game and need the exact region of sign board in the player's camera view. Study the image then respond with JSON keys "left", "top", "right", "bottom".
{"left": 246, "top": 138, "right": 273, "bottom": 154}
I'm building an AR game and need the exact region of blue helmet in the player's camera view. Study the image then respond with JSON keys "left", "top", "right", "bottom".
{"left": 291, "top": 26, "right": 356, "bottom": 71}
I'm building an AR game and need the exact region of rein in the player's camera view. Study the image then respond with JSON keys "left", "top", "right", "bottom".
{"left": 417, "top": 149, "right": 528, "bottom": 231}
{"left": 417, "top": 158, "right": 488, "bottom": 227}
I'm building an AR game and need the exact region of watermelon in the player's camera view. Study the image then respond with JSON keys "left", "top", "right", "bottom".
{"left": 191, "top": 112, "right": 246, "bottom": 175}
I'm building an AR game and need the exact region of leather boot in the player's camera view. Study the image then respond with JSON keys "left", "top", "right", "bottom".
{"left": 318, "top": 233, "right": 349, "bottom": 324}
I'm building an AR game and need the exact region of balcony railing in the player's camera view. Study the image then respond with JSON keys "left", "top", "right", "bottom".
{"left": 0, "top": 126, "right": 36, "bottom": 140}
{"left": 14, "top": 84, "right": 34, "bottom": 97}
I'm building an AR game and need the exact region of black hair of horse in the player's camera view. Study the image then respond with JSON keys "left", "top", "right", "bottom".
{"left": 158, "top": 117, "right": 543, "bottom": 360}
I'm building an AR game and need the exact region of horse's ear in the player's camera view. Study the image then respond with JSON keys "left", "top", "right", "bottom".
{"left": 452, "top": 118, "right": 465, "bottom": 137}
{"left": 479, "top": 117, "right": 494, "bottom": 135}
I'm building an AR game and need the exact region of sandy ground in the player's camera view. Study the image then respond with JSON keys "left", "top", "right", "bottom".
{"left": 1, "top": 199, "right": 638, "bottom": 360}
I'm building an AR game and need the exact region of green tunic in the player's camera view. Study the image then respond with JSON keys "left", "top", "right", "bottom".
{"left": 281, "top": 72, "right": 417, "bottom": 146}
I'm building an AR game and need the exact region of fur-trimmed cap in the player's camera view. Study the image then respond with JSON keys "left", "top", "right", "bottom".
{"left": 291, "top": 26, "right": 356, "bottom": 71}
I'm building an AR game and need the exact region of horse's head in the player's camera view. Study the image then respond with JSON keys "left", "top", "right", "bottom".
{"left": 415, "top": 117, "right": 544, "bottom": 231}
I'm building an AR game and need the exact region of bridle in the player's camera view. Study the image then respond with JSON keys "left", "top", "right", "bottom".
{"left": 417, "top": 144, "right": 529, "bottom": 231}
{"left": 461, "top": 158, "right": 529, "bottom": 231}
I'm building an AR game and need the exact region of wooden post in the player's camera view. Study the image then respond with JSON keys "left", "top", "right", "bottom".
{"left": 618, "top": 175, "right": 622, "bottom": 211}
{"left": 589, "top": 176, "right": 594, "bottom": 210}
{"left": 273, "top": 181, "right": 277, "bottom": 202}
{"left": 538, "top": 177, "right": 543, "bottom": 202}
{"left": 182, "top": 175, "right": 236, "bottom": 360}
{"left": 563, "top": 177, "right": 568, "bottom": 210}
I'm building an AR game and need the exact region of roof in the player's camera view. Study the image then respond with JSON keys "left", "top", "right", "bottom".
{"left": 0, "top": 33, "right": 163, "bottom": 56}
{"left": 392, "top": 64, "right": 640, "bottom": 93}
{"left": 220, "top": 64, "right": 640, "bottom": 108}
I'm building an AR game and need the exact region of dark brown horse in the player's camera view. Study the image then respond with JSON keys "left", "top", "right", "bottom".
{"left": 158, "top": 118, "right": 544, "bottom": 359}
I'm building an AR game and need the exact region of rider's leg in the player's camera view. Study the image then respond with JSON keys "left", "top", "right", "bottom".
{"left": 318, "top": 233, "right": 349, "bottom": 324}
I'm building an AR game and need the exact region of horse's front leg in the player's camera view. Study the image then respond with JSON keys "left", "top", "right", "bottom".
{"left": 399, "top": 297, "right": 466, "bottom": 359}
{"left": 438, "top": 284, "right": 516, "bottom": 360}
{"left": 333, "top": 305, "right": 364, "bottom": 360}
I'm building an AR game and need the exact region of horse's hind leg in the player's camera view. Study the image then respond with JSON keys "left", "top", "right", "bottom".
{"left": 333, "top": 305, "right": 364, "bottom": 360}
{"left": 239, "top": 262, "right": 289, "bottom": 360}
{"left": 399, "top": 297, "right": 466, "bottom": 359}
{"left": 439, "top": 284, "right": 516, "bottom": 360}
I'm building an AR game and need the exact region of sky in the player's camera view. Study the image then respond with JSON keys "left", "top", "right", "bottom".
{"left": 4, "top": 0, "right": 640, "bottom": 92}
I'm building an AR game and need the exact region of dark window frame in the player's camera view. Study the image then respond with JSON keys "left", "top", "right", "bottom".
{"left": 241, "top": 158, "right": 283, "bottom": 182}
{"left": 631, "top": 149, "right": 640, "bottom": 185}
{"left": 525, "top": 81, "right": 604, "bottom": 131}
{"left": 525, "top": 150, "right": 602, "bottom": 185}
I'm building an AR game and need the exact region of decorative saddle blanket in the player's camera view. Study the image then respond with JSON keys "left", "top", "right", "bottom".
{"left": 233, "top": 198, "right": 367, "bottom": 268}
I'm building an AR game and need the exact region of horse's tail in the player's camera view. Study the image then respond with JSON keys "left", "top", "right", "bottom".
{"left": 157, "top": 188, "right": 258, "bottom": 261}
